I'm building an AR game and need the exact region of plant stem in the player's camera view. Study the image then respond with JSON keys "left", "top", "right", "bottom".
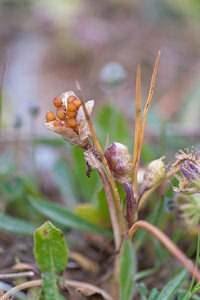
{"left": 123, "top": 183, "right": 138, "bottom": 228}
{"left": 98, "top": 165, "right": 121, "bottom": 250}
{"left": 76, "top": 82, "right": 125, "bottom": 234}
{"left": 129, "top": 220, "right": 200, "bottom": 282}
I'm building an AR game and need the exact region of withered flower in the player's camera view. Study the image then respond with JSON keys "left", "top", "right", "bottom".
{"left": 171, "top": 160, "right": 200, "bottom": 194}
{"left": 45, "top": 91, "right": 94, "bottom": 149}
{"left": 104, "top": 142, "right": 133, "bottom": 186}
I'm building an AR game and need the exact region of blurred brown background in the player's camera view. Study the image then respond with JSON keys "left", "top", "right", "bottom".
{"left": 1, "top": 0, "right": 200, "bottom": 136}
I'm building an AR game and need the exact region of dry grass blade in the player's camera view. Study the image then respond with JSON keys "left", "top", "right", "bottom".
{"left": 132, "top": 64, "right": 141, "bottom": 193}
{"left": 76, "top": 81, "right": 125, "bottom": 234}
{"left": 135, "top": 52, "right": 160, "bottom": 192}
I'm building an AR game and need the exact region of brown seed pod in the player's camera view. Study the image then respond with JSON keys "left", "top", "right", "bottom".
{"left": 53, "top": 97, "right": 62, "bottom": 107}
{"left": 66, "top": 118, "right": 77, "bottom": 127}
{"left": 53, "top": 120, "right": 63, "bottom": 127}
{"left": 46, "top": 111, "right": 56, "bottom": 122}
{"left": 56, "top": 107, "right": 66, "bottom": 120}
{"left": 66, "top": 111, "right": 77, "bottom": 118}
{"left": 74, "top": 99, "right": 82, "bottom": 109}
{"left": 67, "top": 102, "right": 77, "bottom": 112}
{"left": 67, "top": 95, "right": 77, "bottom": 103}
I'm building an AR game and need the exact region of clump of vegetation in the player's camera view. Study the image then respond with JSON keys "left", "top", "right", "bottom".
{"left": 1, "top": 53, "right": 200, "bottom": 300}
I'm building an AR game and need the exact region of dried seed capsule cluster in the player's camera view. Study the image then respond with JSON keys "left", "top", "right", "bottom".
{"left": 45, "top": 95, "right": 82, "bottom": 134}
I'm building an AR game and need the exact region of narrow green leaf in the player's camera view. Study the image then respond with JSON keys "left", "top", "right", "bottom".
{"left": 119, "top": 240, "right": 136, "bottom": 300}
{"left": 34, "top": 221, "right": 68, "bottom": 300}
{"left": 29, "top": 196, "right": 112, "bottom": 238}
{"left": 137, "top": 283, "right": 148, "bottom": 296}
{"left": 148, "top": 288, "right": 159, "bottom": 300}
{"left": 71, "top": 147, "right": 100, "bottom": 202}
{"left": 135, "top": 268, "right": 157, "bottom": 281}
{"left": 0, "top": 213, "right": 37, "bottom": 235}
{"left": 53, "top": 157, "right": 78, "bottom": 210}
{"left": 158, "top": 269, "right": 188, "bottom": 300}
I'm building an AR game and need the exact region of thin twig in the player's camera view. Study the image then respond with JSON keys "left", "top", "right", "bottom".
{"left": 0, "top": 272, "right": 34, "bottom": 280}
{"left": 76, "top": 81, "right": 125, "bottom": 234}
{"left": 129, "top": 220, "right": 200, "bottom": 282}
{"left": 135, "top": 52, "right": 160, "bottom": 190}
{"left": 0, "top": 279, "right": 42, "bottom": 300}
{"left": 132, "top": 64, "right": 141, "bottom": 194}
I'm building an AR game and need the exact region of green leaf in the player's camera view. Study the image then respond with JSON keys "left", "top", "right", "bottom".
{"left": 137, "top": 283, "right": 148, "bottom": 296}
{"left": 71, "top": 147, "right": 100, "bottom": 202}
{"left": 53, "top": 157, "right": 78, "bottom": 210}
{"left": 134, "top": 196, "right": 165, "bottom": 249}
{"left": 76, "top": 203, "right": 110, "bottom": 229}
{"left": 96, "top": 105, "right": 130, "bottom": 147}
{"left": 148, "top": 288, "right": 159, "bottom": 300}
{"left": 119, "top": 240, "right": 136, "bottom": 300}
{"left": 158, "top": 269, "right": 188, "bottom": 300}
{"left": 135, "top": 268, "right": 157, "bottom": 281}
{"left": 34, "top": 221, "right": 68, "bottom": 300}
{"left": 29, "top": 196, "right": 112, "bottom": 238}
{"left": 0, "top": 213, "right": 37, "bottom": 235}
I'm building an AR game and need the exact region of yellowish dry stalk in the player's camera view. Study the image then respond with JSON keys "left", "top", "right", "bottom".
{"left": 132, "top": 65, "right": 141, "bottom": 194}
{"left": 129, "top": 220, "right": 200, "bottom": 282}
{"left": 134, "top": 52, "right": 160, "bottom": 199}
{"left": 76, "top": 82, "right": 125, "bottom": 234}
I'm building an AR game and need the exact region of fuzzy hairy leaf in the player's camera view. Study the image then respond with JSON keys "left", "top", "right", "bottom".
{"left": 34, "top": 221, "right": 68, "bottom": 300}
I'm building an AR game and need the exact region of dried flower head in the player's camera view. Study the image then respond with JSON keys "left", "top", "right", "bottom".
{"left": 141, "top": 157, "right": 166, "bottom": 190}
{"left": 45, "top": 91, "right": 94, "bottom": 148}
{"left": 104, "top": 142, "right": 133, "bottom": 186}
{"left": 171, "top": 160, "right": 200, "bottom": 194}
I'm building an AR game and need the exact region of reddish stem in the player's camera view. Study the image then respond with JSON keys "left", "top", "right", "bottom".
{"left": 129, "top": 220, "right": 200, "bottom": 282}
{"left": 98, "top": 165, "right": 121, "bottom": 250}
